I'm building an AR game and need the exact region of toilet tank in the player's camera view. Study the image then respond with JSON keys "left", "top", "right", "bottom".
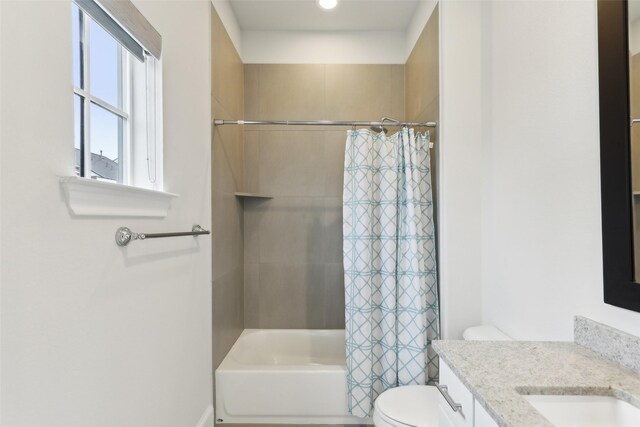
{"left": 462, "top": 325, "right": 511, "bottom": 341}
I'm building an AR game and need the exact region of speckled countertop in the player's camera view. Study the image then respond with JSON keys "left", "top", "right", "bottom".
{"left": 432, "top": 340, "right": 640, "bottom": 427}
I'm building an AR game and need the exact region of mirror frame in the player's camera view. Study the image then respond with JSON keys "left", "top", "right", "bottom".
{"left": 598, "top": 0, "right": 640, "bottom": 311}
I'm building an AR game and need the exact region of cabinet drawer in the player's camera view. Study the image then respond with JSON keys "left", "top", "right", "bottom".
{"left": 438, "top": 358, "right": 473, "bottom": 427}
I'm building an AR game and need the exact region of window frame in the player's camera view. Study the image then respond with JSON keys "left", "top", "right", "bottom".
{"left": 63, "top": 0, "right": 172, "bottom": 218}
{"left": 73, "top": 4, "right": 132, "bottom": 184}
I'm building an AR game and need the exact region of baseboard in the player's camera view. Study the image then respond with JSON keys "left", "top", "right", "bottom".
{"left": 195, "top": 404, "right": 214, "bottom": 427}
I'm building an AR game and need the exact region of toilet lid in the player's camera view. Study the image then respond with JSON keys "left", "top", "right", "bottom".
{"left": 374, "top": 385, "right": 438, "bottom": 427}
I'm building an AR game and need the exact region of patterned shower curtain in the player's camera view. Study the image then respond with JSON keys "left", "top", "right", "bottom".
{"left": 343, "top": 128, "right": 439, "bottom": 418}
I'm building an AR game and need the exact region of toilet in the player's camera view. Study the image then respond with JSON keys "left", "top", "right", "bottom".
{"left": 372, "top": 325, "right": 511, "bottom": 427}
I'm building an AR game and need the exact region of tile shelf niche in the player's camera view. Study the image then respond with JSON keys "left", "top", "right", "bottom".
{"left": 234, "top": 192, "right": 273, "bottom": 199}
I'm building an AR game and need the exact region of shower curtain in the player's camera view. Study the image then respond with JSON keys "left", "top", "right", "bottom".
{"left": 343, "top": 128, "right": 439, "bottom": 417}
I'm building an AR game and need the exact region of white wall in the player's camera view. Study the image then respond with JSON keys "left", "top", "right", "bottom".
{"left": 438, "top": 0, "right": 484, "bottom": 339}
{"left": 0, "top": 1, "right": 213, "bottom": 426}
{"left": 478, "top": 0, "right": 640, "bottom": 340}
{"left": 241, "top": 30, "right": 407, "bottom": 64}
{"left": 234, "top": 0, "right": 438, "bottom": 64}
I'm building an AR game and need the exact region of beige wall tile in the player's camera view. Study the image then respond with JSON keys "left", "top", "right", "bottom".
{"left": 257, "top": 64, "right": 326, "bottom": 120}
{"left": 242, "top": 63, "right": 414, "bottom": 330}
{"left": 322, "top": 197, "right": 343, "bottom": 264}
{"left": 244, "top": 131, "right": 260, "bottom": 193}
{"left": 323, "top": 131, "right": 347, "bottom": 197}
{"left": 259, "top": 131, "right": 326, "bottom": 197}
{"left": 243, "top": 198, "right": 263, "bottom": 265}
{"left": 258, "top": 263, "right": 326, "bottom": 329}
{"left": 244, "top": 263, "right": 260, "bottom": 328}
{"left": 405, "top": 46, "right": 426, "bottom": 117}
{"left": 243, "top": 197, "right": 345, "bottom": 329}
{"left": 256, "top": 197, "right": 328, "bottom": 264}
{"left": 212, "top": 111, "right": 243, "bottom": 193}
{"left": 324, "top": 263, "right": 346, "bottom": 329}
{"left": 325, "top": 64, "right": 394, "bottom": 121}
{"left": 212, "top": 189, "right": 243, "bottom": 280}
{"left": 244, "top": 64, "right": 260, "bottom": 120}
{"left": 391, "top": 64, "right": 406, "bottom": 120}
{"left": 405, "top": 5, "right": 439, "bottom": 122}
{"left": 212, "top": 267, "right": 244, "bottom": 369}
{"left": 212, "top": 8, "right": 243, "bottom": 119}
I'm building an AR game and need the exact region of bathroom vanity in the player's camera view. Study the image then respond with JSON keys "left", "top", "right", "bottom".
{"left": 433, "top": 317, "right": 640, "bottom": 427}
{"left": 436, "top": 357, "right": 499, "bottom": 427}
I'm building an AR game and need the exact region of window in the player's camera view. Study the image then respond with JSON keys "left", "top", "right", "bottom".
{"left": 72, "top": 1, "right": 162, "bottom": 189}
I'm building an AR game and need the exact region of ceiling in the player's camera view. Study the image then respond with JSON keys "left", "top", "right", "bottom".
{"left": 228, "top": 0, "right": 422, "bottom": 32}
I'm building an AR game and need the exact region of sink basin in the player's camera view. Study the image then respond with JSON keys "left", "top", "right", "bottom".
{"left": 523, "top": 394, "right": 640, "bottom": 427}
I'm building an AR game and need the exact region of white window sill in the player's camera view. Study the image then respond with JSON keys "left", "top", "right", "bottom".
{"left": 60, "top": 176, "right": 178, "bottom": 217}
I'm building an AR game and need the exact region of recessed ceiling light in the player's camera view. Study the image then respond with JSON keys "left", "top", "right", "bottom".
{"left": 317, "top": 0, "right": 338, "bottom": 10}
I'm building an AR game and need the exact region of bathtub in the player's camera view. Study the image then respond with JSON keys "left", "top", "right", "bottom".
{"left": 215, "top": 329, "right": 371, "bottom": 424}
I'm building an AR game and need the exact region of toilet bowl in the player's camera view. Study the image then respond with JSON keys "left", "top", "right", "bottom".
{"left": 372, "top": 325, "right": 510, "bottom": 427}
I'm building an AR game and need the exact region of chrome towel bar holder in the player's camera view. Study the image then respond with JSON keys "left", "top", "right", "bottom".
{"left": 115, "top": 224, "right": 210, "bottom": 246}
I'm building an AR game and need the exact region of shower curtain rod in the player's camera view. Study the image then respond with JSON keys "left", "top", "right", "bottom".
{"left": 213, "top": 119, "right": 437, "bottom": 128}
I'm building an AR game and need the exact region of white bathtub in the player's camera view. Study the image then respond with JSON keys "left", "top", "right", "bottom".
{"left": 215, "top": 329, "right": 371, "bottom": 424}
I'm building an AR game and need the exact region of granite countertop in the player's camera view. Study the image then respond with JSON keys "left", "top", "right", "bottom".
{"left": 432, "top": 340, "right": 640, "bottom": 427}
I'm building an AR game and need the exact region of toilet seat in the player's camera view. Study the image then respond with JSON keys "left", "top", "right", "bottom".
{"left": 373, "top": 385, "right": 439, "bottom": 427}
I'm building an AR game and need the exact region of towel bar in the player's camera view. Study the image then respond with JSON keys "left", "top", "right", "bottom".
{"left": 115, "top": 224, "right": 210, "bottom": 246}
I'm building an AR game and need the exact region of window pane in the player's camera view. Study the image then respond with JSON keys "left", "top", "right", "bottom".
{"left": 90, "top": 103, "right": 122, "bottom": 183}
{"left": 74, "top": 94, "right": 83, "bottom": 176}
{"left": 89, "top": 17, "right": 122, "bottom": 108}
{"left": 72, "top": 3, "right": 82, "bottom": 88}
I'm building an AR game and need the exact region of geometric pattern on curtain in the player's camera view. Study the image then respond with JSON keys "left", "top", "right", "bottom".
{"left": 343, "top": 128, "right": 440, "bottom": 418}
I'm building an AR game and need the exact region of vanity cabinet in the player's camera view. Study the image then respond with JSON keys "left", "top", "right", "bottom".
{"left": 473, "top": 400, "right": 499, "bottom": 427}
{"left": 438, "top": 358, "right": 499, "bottom": 427}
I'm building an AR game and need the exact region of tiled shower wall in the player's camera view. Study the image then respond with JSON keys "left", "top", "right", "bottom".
{"left": 211, "top": 6, "right": 439, "bottom": 334}
{"left": 242, "top": 64, "right": 405, "bottom": 329}
{"left": 211, "top": 7, "right": 244, "bottom": 370}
